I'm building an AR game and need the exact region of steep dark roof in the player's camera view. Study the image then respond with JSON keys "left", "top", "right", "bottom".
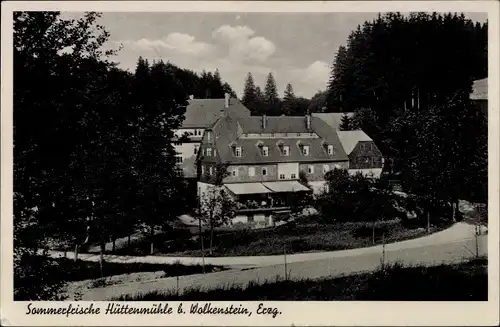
{"left": 337, "top": 130, "right": 373, "bottom": 155}
{"left": 237, "top": 116, "right": 314, "bottom": 133}
{"left": 312, "top": 112, "right": 354, "bottom": 130}
{"left": 210, "top": 116, "right": 349, "bottom": 164}
{"left": 182, "top": 98, "right": 251, "bottom": 128}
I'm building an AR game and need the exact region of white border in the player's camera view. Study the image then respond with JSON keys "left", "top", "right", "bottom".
{"left": 1, "top": 1, "right": 499, "bottom": 326}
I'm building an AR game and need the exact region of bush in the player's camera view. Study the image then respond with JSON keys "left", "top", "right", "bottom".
{"left": 317, "top": 170, "right": 398, "bottom": 223}
{"left": 113, "top": 227, "right": 194, "bottom": 256}
{"left": 14, "top": 250, "right": 67, "bottom": 300}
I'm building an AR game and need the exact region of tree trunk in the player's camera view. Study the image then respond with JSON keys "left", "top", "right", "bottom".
{"left": 427, "top": 211, "right": 431, "bottom": 234}
{"left": 112, "top": 238, "right": 116, "bottom": 253}
{"left": 451, "top": 201, "right": 456, "bottom": 222}
{"left": 99, "top": 241, "right": 105, "bottom": 278}
{"left": 150, "top": 225, "right": 154, "bottom": 255}
{"left": 372, "top": 221, "right": 376, "bottom": 244}
{"left": 74, "top": 244, "right": 79, "bottom": 261}
{"left": 128, "top": 234, "right": 131, "bottom": 248}
{"left": 209, "top": 221, "right": 214, "bottom": 255}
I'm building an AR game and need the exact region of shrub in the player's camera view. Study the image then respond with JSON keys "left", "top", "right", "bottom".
{"left": 317, "top": 170, "right": 398, "bottom": 223}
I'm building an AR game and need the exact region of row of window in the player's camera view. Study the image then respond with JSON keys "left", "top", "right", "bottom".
{"left": 233, "top": 144, "right": 334, "bottom": 158}
{"left": 201, "top": 165, "right": 232, "bottom": 177}
{"left": 176, "top": 129, "right": 203, "bottom": 138}
{"left": 359, "top": 143, "right": 375, "bottom": 151}
{"left": 202, "top": 164, "right": 341, "bottom": 178}
{"left": 355, "top": 156, "right": 382, "bottom": 165}
{"left": 242, "top": 132, "right": 316, "bottom": 138}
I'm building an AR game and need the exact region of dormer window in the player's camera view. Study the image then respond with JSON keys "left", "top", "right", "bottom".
{"left": 235, "top": 147, "right": 242, "bottom": 157}
{"left": 327, "top": 145, "right": 334, "bottom": 155}
{"left": 283, "top": 146, "right": 290, "bottom": 156}
{"left": 207, "top": 131, "right": 211, "bottom": 141}
{"left": 262, "top": 146, "right": 269, "bottom": 156}
{"left": 303, "top": 145, "right": 310, "bottom": 156}
{"left": 206, "top": 148, "right": 212, "bottom": 157}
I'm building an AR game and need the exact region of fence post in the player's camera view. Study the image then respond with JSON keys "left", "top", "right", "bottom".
{"left": 381, "top": 232, "right": 386, "bottom": 270}
{"left": 475, "top": 224, "right": 479, "bottom": 258}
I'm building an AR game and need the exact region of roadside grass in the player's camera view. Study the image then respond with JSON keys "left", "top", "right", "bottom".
{"left": 115, "top": 218, "right": 452, "bottom": 257}
{"left": 113, "top": 257, "right": 487, "bottom": 301}
{"left": 49, "top": 257, "right": 223, "bottom": 283}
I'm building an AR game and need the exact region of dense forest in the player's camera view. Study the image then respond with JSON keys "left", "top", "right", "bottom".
{"left": 325, "top": 12, "right": 488, "bottom": 204}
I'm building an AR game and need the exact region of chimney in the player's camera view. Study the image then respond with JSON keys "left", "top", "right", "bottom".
{"left": 305, "top": 112, "right": 311, "bottom": 130}
{"left": 262, "top": 114, "right": 267, "bottom": 129}
{"left": 224, "top": 93, "right": 230, "bottom": 108}
{"left": 189, "top": 95, "right": 194, "bottom": 100}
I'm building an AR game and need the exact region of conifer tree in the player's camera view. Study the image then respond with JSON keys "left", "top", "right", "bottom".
{"left": 242, "top": 72, "right": 256, "bottom": 103}
{"left": 242, "top": 72, "right": 258, "bottom": 113}
{"left": 222, "top": 82, "right": 237, "bottom": 98}
{"left": 264, "top": 72, "right": 280, "bottom": 115}
{"left": 326, "top": 45, "right": 348, "bottom": 113}
{"left": 339, "top": 113, "right": 351, "bottom": 131}
{"left": 282, "top": 83, "right": 296, "bottom": 116}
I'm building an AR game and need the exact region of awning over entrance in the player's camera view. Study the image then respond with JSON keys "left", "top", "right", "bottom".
{"left": 225, "top": 183, "right": 272, "bottom": 195}
{"left": 262, "top": 181, "right": 311, "bottom": 193}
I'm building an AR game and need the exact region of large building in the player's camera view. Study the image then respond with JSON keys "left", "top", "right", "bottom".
{"left": 173, "top": 94, "right": 251, "bottom": 178}
{"left": 197, "top": 111, "right": 349, "bottom": 226}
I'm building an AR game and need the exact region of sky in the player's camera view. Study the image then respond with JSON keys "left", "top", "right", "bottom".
{"left": 88, "top": 12, "right": 487, "bottom": 98}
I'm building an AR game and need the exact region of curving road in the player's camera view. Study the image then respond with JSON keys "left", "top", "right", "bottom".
{"left": 53, "top": 223, "right": 488, "bottom": 300}
{"left": 50, "top": 222, "right": 483, "bottom": 268}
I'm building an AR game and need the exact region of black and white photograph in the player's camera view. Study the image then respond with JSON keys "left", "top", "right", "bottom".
{"left": 1, "top": 1, "right": 499, "bottom": 326}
